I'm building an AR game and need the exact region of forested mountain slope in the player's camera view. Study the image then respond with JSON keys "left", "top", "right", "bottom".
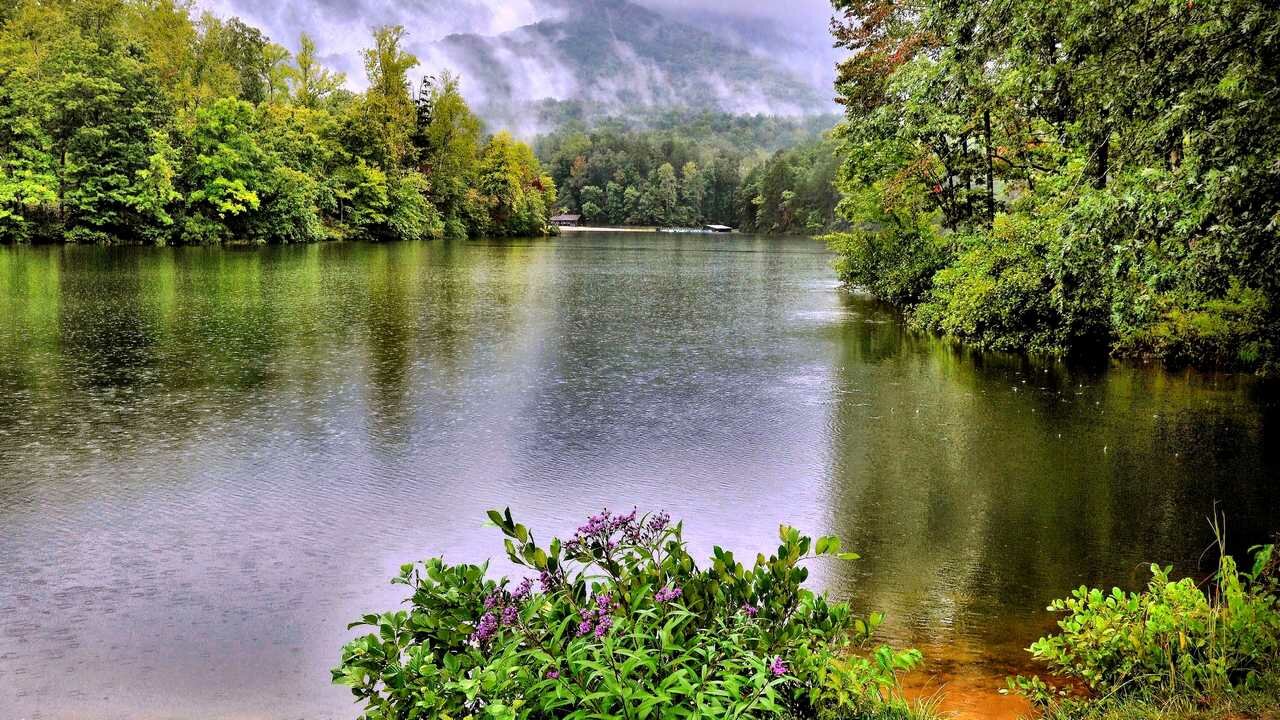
{"left": 432, "top": 0, "right": 832, "bottom": 132}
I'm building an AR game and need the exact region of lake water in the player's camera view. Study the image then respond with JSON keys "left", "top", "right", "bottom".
{"left": 1, "top": 234, "right": 1277, "bottom": 719}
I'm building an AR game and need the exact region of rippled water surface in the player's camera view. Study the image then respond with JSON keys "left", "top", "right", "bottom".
{"left": 1, "top": 235, "right": 1277, "bottom": 719}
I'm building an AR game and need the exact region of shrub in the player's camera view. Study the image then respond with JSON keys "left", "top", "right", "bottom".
{"left": 910, "top": 220, "right": 1062, "bottom": 354}
{"left": 1019, "top": 671, "right": 1280, "bottom": 720}
{"left": 386, "top": 172, "right": 444, "bottom": 242}
{"left": 909, "top": 209, "right": 1107, "bottom": 355}
{"left": 1009, "top": 542, "right": 1280, "bottom": 711}
{"left": 1113, "top": 280, "right": 1273, "bottom": 370}
{"left": 827, "top": 224, "right": 949, "bottom": 307}
{"left": 825, "top": 171, "right": 954, "bottom": 308}
{"left": 333, "top": 508, "right": 924, "bottom": 720}
{"left": 249, "top": 166, "right": 325, "bottom": 244}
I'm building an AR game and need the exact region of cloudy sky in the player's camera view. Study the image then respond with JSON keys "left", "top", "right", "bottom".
{"left": 195, "top": 0, "right": 841, "bottom": 91}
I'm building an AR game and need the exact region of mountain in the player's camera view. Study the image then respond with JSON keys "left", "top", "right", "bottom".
{"left": 422, "top": 0, "right": 834, "bottom": 134}
{"left": 653, "top": 6, "right": 842, "bottom": 91}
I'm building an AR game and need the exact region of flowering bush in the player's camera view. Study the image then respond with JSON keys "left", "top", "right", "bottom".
{"left": 333, "top": 508, "right": 924, "bottom": 719}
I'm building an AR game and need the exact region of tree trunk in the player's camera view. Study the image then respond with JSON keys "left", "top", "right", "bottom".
{"left": 983, "top": 110, "right": 995, "bottom": 225}
{"left": 1088, "top": 135, "right": 1109, "bottom": 189}
{"left": 1085, "top": 110, "right": 1110, "bottom": 190}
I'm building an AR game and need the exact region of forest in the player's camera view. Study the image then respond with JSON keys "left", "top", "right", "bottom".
{"left": 536, "top": 120, "right": 844, "bottom": 233}
{"left": 0, "top": 1, "right": 557, "bottom": 245}
{"left": 0, "top": 1, "right": 850, "bottom": 245}
{"left": 826, "top": 0, "right": 1280, "bottom": 371}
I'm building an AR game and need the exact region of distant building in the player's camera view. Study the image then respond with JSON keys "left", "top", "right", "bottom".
{"left": 704, "top": 224, "right": 733, "bottom": 233}
{"left": 551, "top": 214, "right": 582, "bottom": 227}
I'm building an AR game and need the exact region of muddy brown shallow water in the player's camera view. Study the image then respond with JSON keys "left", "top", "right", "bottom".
{"left": 1, "top": 235, "right": 1277, "bottom": 719}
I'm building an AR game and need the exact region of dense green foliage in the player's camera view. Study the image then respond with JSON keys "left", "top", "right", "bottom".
{"left": 536, "top": 120, "right": 843, "bottom": 232}
{"left": 737, "top": 137, "right": 845, "bottom": 235}
{"left": 826, "top": 0, "right": 1280, "bottom": 371}
{"left": 334, "top": 508, "right": 926, "bottom": 719}
{"left": 1009, "top": 542, "right": 1279, "bottom": 717}
{"left": 0, "top": 0, "right": 556, "bottom": 245}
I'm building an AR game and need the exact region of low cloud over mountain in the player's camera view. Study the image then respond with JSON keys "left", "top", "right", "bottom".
{"left": 198, "top": 0, "right": 840, "bottom": 132}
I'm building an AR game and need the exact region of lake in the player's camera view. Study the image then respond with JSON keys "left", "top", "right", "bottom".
{"left": 1, "top": 234, "right": 1277, "bottom": 719}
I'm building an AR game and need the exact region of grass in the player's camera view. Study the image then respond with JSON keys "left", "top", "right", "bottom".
{"left": 1026, "top": 671, "right": 1280, "bottom": 720}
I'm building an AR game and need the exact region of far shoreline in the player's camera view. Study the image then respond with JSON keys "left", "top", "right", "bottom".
{"left": 557, "top": 225, "right": 662, "bottom": 233}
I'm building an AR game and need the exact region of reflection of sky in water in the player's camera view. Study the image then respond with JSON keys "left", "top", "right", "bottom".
{"left": 0, "top": 236, "right": 1277, "bottom": 719}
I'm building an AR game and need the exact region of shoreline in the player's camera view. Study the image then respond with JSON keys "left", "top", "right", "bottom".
{"left": 557, "top": 225, "right": 661, "bottom": 233}
{"left": 557, "top": 225, "right": 749, "bottom": 235}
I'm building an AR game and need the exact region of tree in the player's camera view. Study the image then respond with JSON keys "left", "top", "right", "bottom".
{"left": 217, "top": 17, "right": 271, "bottom": 103}
{"left": 678, "top": 161, "right": 704, "bottom": 225}
{"left": 126, "top": 0, "right": 201, "bottom": 108}
{"left": 623, "top": 185, "right": 642, "bottom": 225}
{"left": 361, "top": 25, "right": 418, "bottom": 170}
{"left": 0, "top": 1, "right": 64, "bottom": 241}
{"left": 288, "top": 33, "right": 344, "bottom": 109}
{"left": 605, "top": 179, "right": 626, "bottom": 224}
{"left": 532, "top": 116, "right": 833, "bottom": 230}
{"left": 0, "top": 1, "right": 555, "bottom": 246}
{"left": 180, "top": 97, "right": 270, "bottom": 242}
{"left": 828, "top": 0, "right": 1280, "bottom": 370}
{"left": 262, "top": 43, "right": 291, "bottom": 104}
{"left": 0, "top": 0, "right": 178, "bottom": 242}
{"left": 579, "top": 185, "right": 605, "bottom": 221}
{"left": 654, "top": 163, "right": 678, "bottom": 226}
{"left": 185, "top": 13, "right": 245, "bottom": 110}
{"left": 413, "top": 72, "right": 482, "bottom": 239}
{"left": 478, "top": 131, "right": 556, "bottom": 237}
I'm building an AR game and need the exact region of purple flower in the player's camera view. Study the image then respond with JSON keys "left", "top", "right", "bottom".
{"left": 501, "top": 605, "right": 519, "bottom": 626}
{"left": 546, "top": 669, "right": 560, "bottom": 679}
{"left": 647, "top": 512, "right": 670, "bottom": 534}
{"left": 595, "top": 594, "right": 613, "bottom": 611}
{"left": 470, "top": 612, "right": 499, "bottom": 645}
{"left": 741, "top": 604, "right": 758, "bottom": 618}
{"left": 655, "top": 586, "right": 683, "bottom": 603}
{"left": 567, "top": 508, "right": 670, "bottom": 556}
{"left": 577, "top": 620, "right": 593, "bottom": 637}
{"left": 768, "top": 656, "right": 788, "bottom": 676}
{"left": 512, "top": 578, "right": 534, "bottom": 601}
{"left": 538, "top": 568, "right": 563, "bottom": 592}
{"left": 483, "top": 592, "right": 500, "bottom": 610}
{"left": 614, "top": 509, "right": 637, "bottom": 531}
{"left": 577, "top": 510, "right": 612, "bottom": 536}
{"left": 594, "top": 615, "right": 613, "bottom": 638}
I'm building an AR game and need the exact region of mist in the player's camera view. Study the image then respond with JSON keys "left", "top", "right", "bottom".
{"left": 195, "top": 0, "right": 841, "bottom": 131}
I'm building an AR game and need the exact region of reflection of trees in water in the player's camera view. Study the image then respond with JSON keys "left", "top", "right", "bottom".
{"left": 0, "top": 241, "right": 562, "bottom": 494}
{"left": 512, "top": 238, "right": 807, "bottom": 460}
{"left": 55, "top": 248, "right": 163, "bottom": 390}
{"left": 39, "top": 245, "right": 316, "bottom": 394}
{"left": 2, "top": 241, "right": 1275, "bottom": 607}
{"left": 361, "top": 240, "right": 551, "bottom": 450}
{"left": 364, "top": 243, "right": 420, "bottom": 449}
{"left": 0, "top": 247, "right": 62, "bottom": 432}
{"left": 821, "top": 290, "right": 1279, "bottom": 661}
{"left": 0, "top": 246, "right": 340, "bottom": 513}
